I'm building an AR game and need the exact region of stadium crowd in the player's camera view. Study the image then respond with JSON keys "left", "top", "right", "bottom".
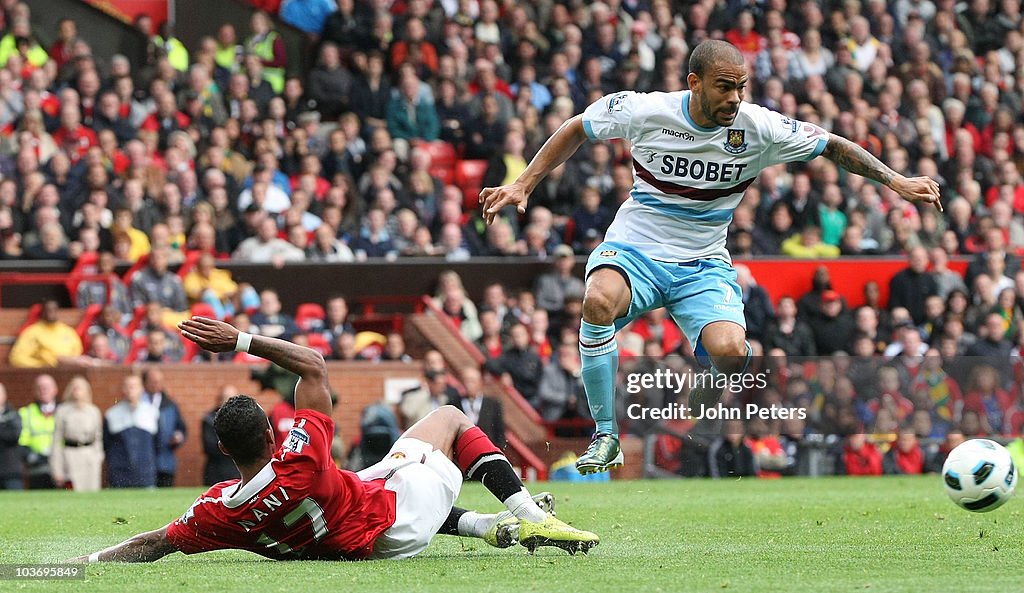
{"left": 2, "top": 0, "right": 1024, "bottom": 485}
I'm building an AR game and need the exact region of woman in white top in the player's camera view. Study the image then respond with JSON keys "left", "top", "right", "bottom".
{"left": 791, "top": 29, "right": 834, "bottom": 80}
{"left": 51, "top": 376, "right": 104, "bottom": 492}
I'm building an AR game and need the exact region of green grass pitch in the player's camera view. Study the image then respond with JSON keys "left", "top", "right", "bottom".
{"left": 1, "top": 477, "right": 1021, "bottom": 592}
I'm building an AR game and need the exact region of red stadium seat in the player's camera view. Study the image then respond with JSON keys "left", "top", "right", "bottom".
{"left": 17, "top": 303, "right": 42, "bottom": 335}
{"left": 455, "top": 159, "right": 489, "bottom": 210}
{"left": 122, "top": 253, "right": 150, "bottom": 284}
{"left": 295, "top": 303, "right": 326, "bottom": 332}
{"left": 177, "top": 250, "right": 203, "bottom": 279}
{"left": 305, "top": 332, "right": 332, "bottom": 357}
{"left": 76, "top": 304, "right": 103, "bottom": 343}
{"left": 190, "top": 302, "right": 217, "bottom": 320}
{"left": 419, "top": 141, "right": 458, "bottom": 185}
{"left": 124, "top": 336, "right": 148, "bottom": 363}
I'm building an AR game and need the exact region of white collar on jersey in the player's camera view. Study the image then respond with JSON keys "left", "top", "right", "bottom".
{"left": 222, "top": 460, "right": 277, "bottom": 508}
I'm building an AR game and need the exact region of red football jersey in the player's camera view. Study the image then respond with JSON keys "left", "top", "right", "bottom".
{"left": 165, "top": 409, "right": 396, "bottom": 560}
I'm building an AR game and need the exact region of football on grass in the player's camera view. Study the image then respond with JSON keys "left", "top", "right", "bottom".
{"left": 942, "top": 439, "right": 1017, "bottom": 512}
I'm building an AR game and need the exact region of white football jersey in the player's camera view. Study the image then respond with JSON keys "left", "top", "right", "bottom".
{"left": 581, "top": 90, "right": 828, "bottom": 262}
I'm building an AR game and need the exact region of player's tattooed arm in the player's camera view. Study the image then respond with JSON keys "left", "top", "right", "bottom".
{"left": 821, "top": 133, "right": 896, "bottom": 185}
{"left": 69, "top": 526, "right": 178, "bottom": 563}
{"left": 821, "top": 133, "right": 943, "bottom": 211}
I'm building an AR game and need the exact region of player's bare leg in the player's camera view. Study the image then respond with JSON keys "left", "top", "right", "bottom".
{"left": 689, "top": 321, "right": 750, "bottom": 436}
{"left": 403, "top": 406, "right": 598, "bottom": 553}
{"left": 576, "top": 267, "right": 632, "bottom": 474}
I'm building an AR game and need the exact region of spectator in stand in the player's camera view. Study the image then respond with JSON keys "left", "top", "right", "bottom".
{"left": 966, "top": 228, "right": 1020, "bottom": 287}
{"left": 534, "top": 244, "right": 584, "bottom": 313}
{"left": 380, "top": 332, "right": 412, "bottom": 363}
{"left": 631, "top": 308, "right": 683, "bottom": 355}
{"left": 747, "top": 418, "right": 788, "bottom": 478}
{"left": 20, "top": 375, "right": 59, "bottom": 489}
{"left": 475, "top": 308, "right": 504, "bottom": 362}
{"left": 883, "top": 426, "right": 925, "bottom": 475}
{"left": 88, "top": 304, "right": 132, "bottom": 361}
{"left": 966, "top": 312, "right": 1014, "bottom": 384}
{"left": 183, "top": 252, "right": 257, "bottom": 320}
{"left": 50, "top": 376, "right": 103, "bottom": 492}
{"left": 104, "top": 374, "right": 158, "bottom": 488}
{"left": 129, "top": 247, "right": 188, "bottom": 314}
{"left": 244, "top": 11, "right": 287, "bottom": 94}
{"left": 736, "top": 264, "right": 774, "bottom": 343}
{"left": 322, "top": 295, "right": 353, "bottom": 342}
{"left": 399, "top": 368, "right": 459, "bottom": 428}
{"left": 232, "top": 215, "right": 305, "bottom": 264}
{"left": 781, "top": 224, "right": 841, "bottom": 258}
{"left": 351, "top": 208, "right": 397, "bottom": 260}
{"left": 306, "top": 223, "right": 355, "bottom": 262}
{"left": 487, "top": 323, "right": 542, "bottom": 405}
{"left": 279, "top": 0, "right": 336, "bottom": 35}
{"left": 843, "top": 433, "right": 883, "bottom": 476}
{"left": 537, "top": 341, "right": 587, "bottom": 422}
{"left": 9, "top": 299, "right": 84, "bottom": 368}
{"left": 139, "top": 327, "right": 182, "bottom": 363}
{"left": 250, "top": 288, "right": 299, "bottom": 341}
{"left": 962, "top": 364, "right": 1013, "bottom": 435}
{"left": 808, "top": 290, "right": 856, "bottom": 355}
{"left": 458, "top": 366, "right": 506, "bottom": 449}
{"left": 142, "top": 369, "right": 187, "bottom": 488}
{"left": 386, "top": 71, "right": 440, "bottom": 149}
{"left": 22, "top": 222, "right": 69, "bottom": 260}
{"left": 308, "top": 43, "right": 353, "bottom": 121}
{"left": 76, "top": 252, "right": 132, "bottom": 318}
{"left": 764, "top": 296, "right": 816, "bottom": 357}
{"left": 0, "top": 383, "right": 22, "bottom": 490}
{"left": 201, "top": 385, "right": 237, "bottom": 485}
{"left": 888, "top": 247, "right": 939, "bottom": 325}
{"left": 708, "top": 419, "right": 757, "bottom": 478}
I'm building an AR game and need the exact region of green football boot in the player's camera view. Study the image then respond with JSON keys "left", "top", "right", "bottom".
{"left": 574, "top": 433, "right": 624, "bottom": 475}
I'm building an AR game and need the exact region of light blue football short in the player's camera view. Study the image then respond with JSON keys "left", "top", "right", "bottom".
{"left": 584, "top": 240, "right": 746, "bottom": 355}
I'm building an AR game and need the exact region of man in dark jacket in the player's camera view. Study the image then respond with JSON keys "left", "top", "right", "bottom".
{"left": 763, "top": 296, "right": 817, "bottom": 356}
{"left": 143, "top": 369, "right": 187, "bottom": 487}
{"left": 486, "top": 323, "right": 542, "bottom": 404}
{"left": 888, "top": 247, "right": 938, "bottom": 325}
{"left": 458, "top": 366, "right": 506, "bottom": 449}
{"left": 202, "top": 385, "right": 237, "bottom": 485}
{"left": 708, "top": 419, "right": 756, "bottom": 478}
{"left": 104, "top": 375, "right": 158, "bottom": 488}
{"left": 736, "top": 264, "right": 774, "bottom": 342}
{"left": 808, "top": 290, "right": 856, "bottom": 355}
{"left": 0, "top": 383, "right": 23, "bottom": 489}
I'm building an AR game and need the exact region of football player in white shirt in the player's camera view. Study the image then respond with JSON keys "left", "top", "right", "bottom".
{"left": 480, "top": 40, "right": 941, "bottom": 474}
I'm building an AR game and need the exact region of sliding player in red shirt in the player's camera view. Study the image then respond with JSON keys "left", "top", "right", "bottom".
{"left": 71, "top": 317, "right": 598, "bottom": 562}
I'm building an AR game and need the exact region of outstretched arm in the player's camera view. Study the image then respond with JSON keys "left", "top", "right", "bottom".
{"left": 179, "top": 317, "right": 332, "bottom": 416}
{"left": 68, "top": 526, "right": 177, "bottom": 563}
{"left": 821, "top": 133, "right": 942, "bottom": 211}
{"left": 479, "top": 114, "right": 588, "bottom": 224}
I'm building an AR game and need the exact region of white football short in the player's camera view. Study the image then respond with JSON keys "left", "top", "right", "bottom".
{"left": 356, "top": 437, "right": 463, "bottom": 559}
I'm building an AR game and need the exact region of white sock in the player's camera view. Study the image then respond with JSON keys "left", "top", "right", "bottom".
{"left": 503, "top": 489, "right": 547, "bottom": 522}
{"left": 457, "top": 511, "right": 496, "bottom": 538}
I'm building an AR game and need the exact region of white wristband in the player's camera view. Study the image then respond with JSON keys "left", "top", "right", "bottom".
{"left": 88, "top": 552, "right": 101, "bottom": 563}
{"left": 234, "top": 332, "right": 253, "bottom": 353}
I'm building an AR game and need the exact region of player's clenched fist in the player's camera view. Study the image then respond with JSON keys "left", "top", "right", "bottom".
{"left": 479, "top": 183, "right": 529, "bottom": 225}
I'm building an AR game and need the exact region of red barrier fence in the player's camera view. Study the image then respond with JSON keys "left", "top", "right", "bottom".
{"left": 737, "top": 258, "right": 970, "bottom": 308}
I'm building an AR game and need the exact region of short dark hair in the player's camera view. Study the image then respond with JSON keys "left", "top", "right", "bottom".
{"left": 214, "top": 395, "right": 269, "bottom": 465}
{"left": 688, "top": 40, "right": 744, "bottom": 78}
